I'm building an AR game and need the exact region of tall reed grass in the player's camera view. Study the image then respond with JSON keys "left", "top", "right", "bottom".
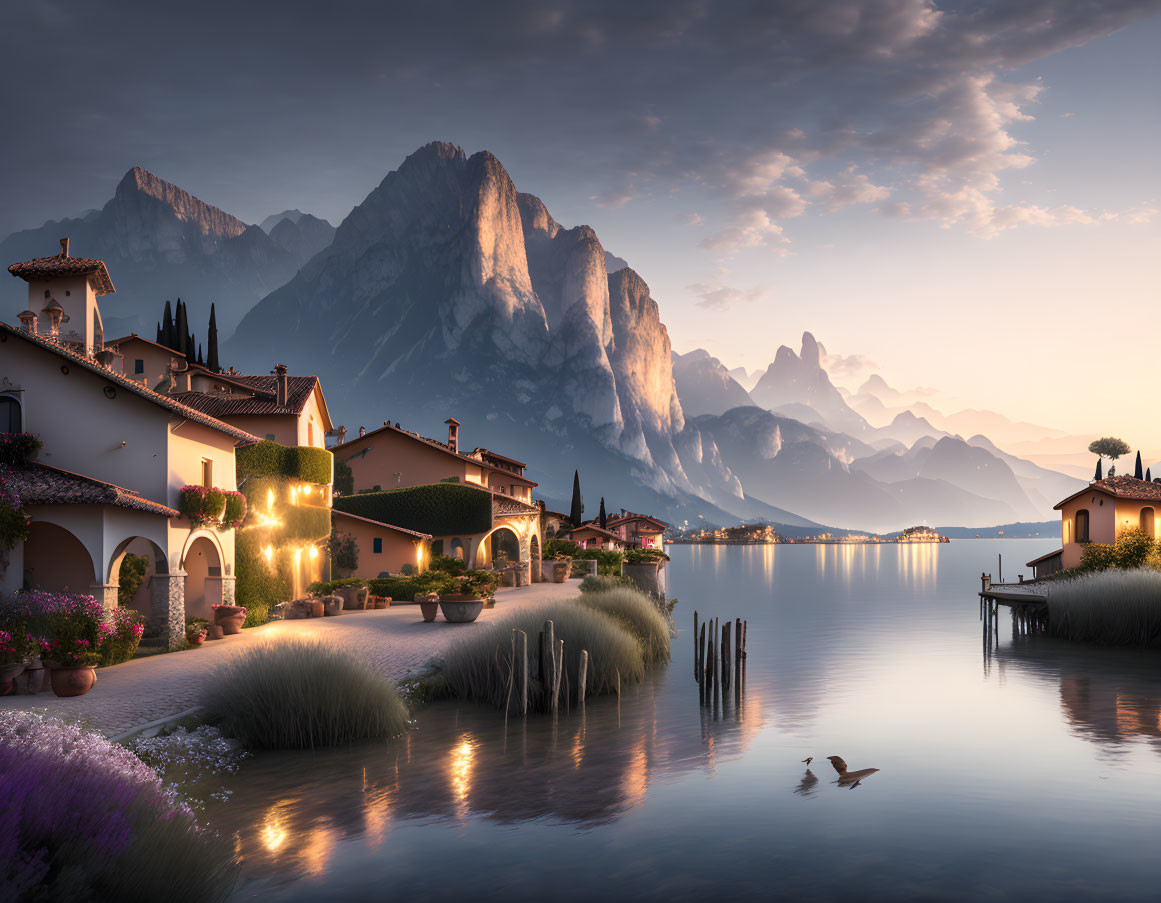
{"left": 577, "top": 586, "right": 672, "bottom": 663}
{"left": 439, "top": 602, "right": 645, "bottom": 710}
{"left": 202, "top": 639, "right": 409, "bottom": 749}
{"left": 0, "top": 710, "right": 236, "bottom": 902}
{"left": 1046, "top": 568, "right": 1161, "bottom": 646}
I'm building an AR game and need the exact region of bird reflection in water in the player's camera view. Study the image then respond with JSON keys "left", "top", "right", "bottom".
{"left": 794, "top": 768, "right": 819, "bottom": 797}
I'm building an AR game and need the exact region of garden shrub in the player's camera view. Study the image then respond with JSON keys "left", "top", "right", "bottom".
{"left": 624, "top": 547, "right": 670, "bottom": 564}
{"left": 0, "top": 432, "right": 42, "bottom": 465}
{"left": 178, "top": 485, "right": 227, "bottom": 525}
{"left": 222, "top": 491, "right": 246, "bottom": 528}
{"left": 331, "top": 529, "right": 358, "bottom": 572}
{"left": 117, "top": 553, "right": 149, "bottom": 607}
{"left": 579, "top": 574, "right": 632, "bottom": 594}
{"left": 98, "top": 608, "right": 145, "bottom": 666}
{"left": 333, "top": 482, "right": 492, "bottom": 536}
{"left": 236, "top": 440, "right": 332, "bottom": 485}
{"left": 0, "top": 469, "right": 29, "bottom": 551}
{"left": 234, "top": 531, "right": 290, "bottom": 621}
{"left": 333, "top": 459, "right": 354, "bottom": 496}
{"left": 428, "top": 555, "right": 468, "bottom": 575}
{"left": 0, "top": 710, "right": 237, "bottom": 902}
{"left": 439, "top": 601, "right": 645, "bottom": 711}
{"left": 202, "top": 639, "right": 409, "bottom": 749}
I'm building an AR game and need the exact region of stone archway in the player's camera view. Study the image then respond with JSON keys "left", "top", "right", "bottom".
{"left": 478, "top": 525, "right": 521, "bottom": 569}
{"left": 22, "top": 521, "right": 97, "bottom": 592}
{"left": 183, "top": 535, "right": 223, "bottom": 620}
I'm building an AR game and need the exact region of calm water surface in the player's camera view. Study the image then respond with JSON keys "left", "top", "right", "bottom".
{"left": 211, "top": 541, "right": 1161, "bottom": 901}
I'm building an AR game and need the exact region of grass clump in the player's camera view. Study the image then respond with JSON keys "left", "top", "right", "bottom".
{"left": 577, "top": 586, "right": 672, "bottom": 663}
{"left": 202, "top": 639, "right": 409, "bottom": 749}
{"left": 439, "top": 601, "right": 644, "bottom": 711}
{"left": 579, "top": 574, "right": 632, "bottom": 593}
{"left": 1046, "top": 568, "right": 1161, "bottom": 646}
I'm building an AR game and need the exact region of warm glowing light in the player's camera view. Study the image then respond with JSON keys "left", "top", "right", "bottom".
{"left": 263, "top": 545, "right": 274, "bottom": 563}
{"left": 266, "top": 488, "right": 275, "bottom": 511}
{"left": 449, "top": 734, "right": 475, "bottom": 807}
{"left": 309, "top": 545, "right": 319, "bottom": 559}
{"left": 302, "top": 484, "right": 312, "bottom": 496}
{"left": 261, "top": 815, "right": 287, "bottom": 852}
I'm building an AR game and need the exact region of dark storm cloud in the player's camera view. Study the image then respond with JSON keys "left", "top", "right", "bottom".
{"left": 0, "top": 0, "right": 1157, "bottom": 237}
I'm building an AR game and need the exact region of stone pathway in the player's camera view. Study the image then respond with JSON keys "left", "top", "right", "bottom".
{"left": 0, "top": 580, "right": 580, "bottom": 738}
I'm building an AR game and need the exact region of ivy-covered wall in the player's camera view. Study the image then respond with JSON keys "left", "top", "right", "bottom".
{"left": 237, "top": 440, "right": 333, "bottom": 485}
{"left": 333, "top": 483, "right": 492, "bottom": 536}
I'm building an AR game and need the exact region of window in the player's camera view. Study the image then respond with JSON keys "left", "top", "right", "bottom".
{"left": 201, "top": 459, "right": 213, "bottom": 488}
{"left": 308, "top": 422, "right": 314, "bottom": 446}
{"left": 0, "top": 395, "right": 21, "bottom": 433}
{"left": 134, "top": 359, "right": 144, "bottom": 375}
{"left": 373, "top": 538, "right": 383, "bottom": 554}
{"left": 265, "top": 433, "right": 276, "bottom": 441}
{"left": 1075, "top": 508, "right": 1090, "bottom": 543}
{"left": 1141, "top": 507, "right": 1155, "bottom": 537}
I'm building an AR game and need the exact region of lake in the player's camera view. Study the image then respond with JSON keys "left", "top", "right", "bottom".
{"left": 211, "top": 540, "right": 1161, "bottom": 901}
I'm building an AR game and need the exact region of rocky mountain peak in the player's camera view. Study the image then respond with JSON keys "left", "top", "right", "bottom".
{"left": 113, "top": 166, "right": 248, "bottom": 239}
{"left": 800, "top": 331, "right": 822, "bottom": 369}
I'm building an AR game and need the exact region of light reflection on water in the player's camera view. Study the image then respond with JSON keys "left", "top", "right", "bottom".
{"left": 213, "top": 541, "right": 1161, "bottom": 901}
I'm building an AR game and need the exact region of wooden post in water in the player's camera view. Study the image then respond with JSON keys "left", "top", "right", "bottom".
{"left": 698, "top": 623, "right": 707, "bottom": 703}
{"left": 516, "top": 629, "right": 528, "bottom": 716}
{"left": 551, "top": 637, "right": 564, "bottom": 713}
{"left": 734, "top": 617, "right": 742, "bottom": 696}
{"left": 505, "top": 631, "right": 516, "bottom": 720}
{"left": 578, "top": 649, "right": 589, "bottom": 708}
{"left": 544, "top": 619, "right": 556, "bottom": 703}
{"left": 722, "top": 621, "right": 731, "bottom": 694}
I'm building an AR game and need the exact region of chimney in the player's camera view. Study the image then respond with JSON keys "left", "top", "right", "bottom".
{"left": 445, "top": 417, "right": 460, "bottom": 454}
{"left": 17, "top": 310, "right": 37, "bottom": 334}
{"left": 274, "top": 364, "right": 288, "bottom": 406}
{"left": 59, "top": 237, "right": 69, "bottom": 257}
{"left": 43, "top": 299, "right": 64, "bottom": 337}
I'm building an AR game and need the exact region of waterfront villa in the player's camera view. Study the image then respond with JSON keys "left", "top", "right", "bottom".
{"left": 1027, "top": 475, "right": 1161, "bottom": 577}
{"left": 2, "top": 242, "right": 258, "bottom": 646}
{"left": 567, "top": 523, "right": 627, "bottom": 551}
{"left": 331, "top": 418, "right": 542, "bottom": 572}
{"left": 330, "top": 509, "right": 431, "bottom": 579}
{"left": 606, "top": 510, "right": 667, "bottom": 549}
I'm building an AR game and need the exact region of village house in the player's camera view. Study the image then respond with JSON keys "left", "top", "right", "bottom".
{"left": 1027, "top": 475, "right": 1161, "bottom": 577}
{"left": 567, "top": 523, "right": 626, "bottom": 551}
{"left": 540, "top": 507, "right": 569, "bottom": 539}
{"left": 330, "top": 509, "right": 431, "bottom": 580}
{"left": 331, "top": 417, "right": 542, "bottom": 571}
{"left": 606, "top": 510, "right": 667, "bottom": 550}
{"left": 2, "top": 242, "right": 259, "bottom": 647}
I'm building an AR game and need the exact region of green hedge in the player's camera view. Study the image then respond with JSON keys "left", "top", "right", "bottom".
{"left": 234, "top": 530, "right": 290, "bottom": 624}
{"left": 333, "top": 483, "right": 491, "bottom": 536}
{"left": 283, "top": 506, "right": 331, "bottom": 543}
{"left": 237, "top": 440, "right": 333, "bottom": 485}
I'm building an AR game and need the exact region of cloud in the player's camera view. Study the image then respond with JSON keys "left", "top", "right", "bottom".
{"left": 687, "top": 281, "right": 769, "bottom": 310}
{"left": 678, "top": 211, "right": 703, "bottom": 226}
{"left": 823, "top": 352, "right": 879, "bottom": 380}
{"left": 698, "top": 207, "right": 790, "bottom": 254}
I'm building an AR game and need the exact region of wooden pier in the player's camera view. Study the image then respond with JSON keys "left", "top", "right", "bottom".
{"left": 979, "top": 572, "right": 1048, "bottom": 640}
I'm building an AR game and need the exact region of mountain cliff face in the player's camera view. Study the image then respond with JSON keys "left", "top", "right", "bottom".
{"left": 0, "top": 167, "right": 300, "bottom": 337}
{"left": 267, "top": 213, "right": 336, "bottom": 263}
{"left": 672, "top": 349, "right": 755, "bottom": 417}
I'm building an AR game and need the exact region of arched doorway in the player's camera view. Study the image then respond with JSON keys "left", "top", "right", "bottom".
{"left": 1141, "top": 507, "right": 1155, "bottom": 537}
{"left": 183, "top": 535, "right": 222, "bottom": 619}
{"left": 108, "top": 537, "right": 169, "bottom": 621}
{"left": 530, "top": 534, "right": 540, "bottom": 581}
{"left": 1075, "top": 509, "right": 1090, "bottom": 543}
{"left": 488, "top": 527, "right": 520, "bottom": 568}
{"left": 0, "top": 394, "right": 21, "bottom": 432}
{"left": 22, "top": 521, "right": 96, "bottom": 592}
{"left": 450, "top": 537, "right": 466, "bottom": 561}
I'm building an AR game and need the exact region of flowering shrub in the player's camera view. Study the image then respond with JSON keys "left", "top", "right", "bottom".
{"left": 0, "top": 710, "right": 237, "bottom": 900}
{"left": 0, "top": 468, "right": 29, "bottom": 551}
{"left": 0, "top": 432, "right": 42, "bottom": 466}
{"left": 222, "top": 490, "right": 246, "bottom": 528}
{"left": 0, "top": 628, "right": 25, "bottom": 665}
{"left": 178, "top": 485, "right": 227, "bottom": 526}
{"left": 453, "top": 569, "right": 502, "bottom": 599}
{"left": 98, "top": 608, "right": 145, "bottom": 666}
{"left": 1, "top": 591, "right": 103, "bottom": 667}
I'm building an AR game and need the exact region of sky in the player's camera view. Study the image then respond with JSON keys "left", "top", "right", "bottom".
{"left": 1, "top": 1, "right": 1158, "bottom": 443}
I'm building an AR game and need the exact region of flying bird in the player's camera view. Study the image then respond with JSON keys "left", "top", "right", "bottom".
{"left": 802, "top": 757, "right": 813, "bottom": 765}
{"left": 826, "top": 755, "right": 879, "bottom": 784}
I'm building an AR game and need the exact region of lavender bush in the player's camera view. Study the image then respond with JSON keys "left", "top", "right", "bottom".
{"left": 0, "top": 711, "right": 237, "bottom": 901}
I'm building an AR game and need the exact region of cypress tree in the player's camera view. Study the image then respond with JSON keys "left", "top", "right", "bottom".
{"left": 1148, "top": 467, "right": 1153, "bottom": 482}
{"left": 161, "top": 300, "right": 174, "bottom": 349}
{"left": 1134, "top": 451, "right": 1143, "bottom": 479}
{"left": 1094, "top": 459, "right": 1103, "bottom": 481}
{"left": 569, "top": 470, "right": 583, "bottom": 526}
{"left": 197, "top": 343, "right": 204, "bottom": 366}
{"left": 186, "top": 331, "right": 197, "bottom": 366}
{"left": 206, "top": 303, "right": 220, "bottom": 372}
{"left": 174, "top": 299, "right": 189, "bottom": 356}
{"left": 155, "top": 321, "right": 162, "bottom": 344}
{"left": 599, "top": 497, "right": 607, "bottom": 529}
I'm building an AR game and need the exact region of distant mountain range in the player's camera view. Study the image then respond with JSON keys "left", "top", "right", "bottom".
{"left": 0, "top": 145, "right": 1091, "bottom": 531}
{"left": 0, "top": 168, "right": 334, "bottom": 339}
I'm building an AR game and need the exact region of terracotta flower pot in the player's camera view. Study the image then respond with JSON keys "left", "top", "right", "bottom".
{"left": 420, "top": 601, "right": 439, "bottom": 622}
{"left": 207, "top": 624, "right": 225, "bottom": 640}
{"left": 15, "top": 660, "right": 46, "bottom": 694}
{"left": 214, "top": 605, "right": 247, "bottom": 635}
{"left": 439, "top": 595, "right": 484, "bottom": 623}
{"left": 50, "top": 664, "right": 98, "bottom": 697}
{"left": 322, "top": 595, "right": 344, "bottom": 616}
{"left": 187, "top": 632, "right": 207, "bottom": 646}
{"left": 550, "top": 561, "right": 570, "bottom": 583}
{"left": 307, "top": 599, "right": 324, "bottom": 618}
{"left": 339, "top": 585, "right": 368, "bottom": 610}
{"left": 0, "top": 662, "right": 23, "bottom": 696}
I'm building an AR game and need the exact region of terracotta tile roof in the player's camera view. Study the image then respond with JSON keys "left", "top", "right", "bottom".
{"left": 172, "top": 375, "right": 319, "bottom": 418}
{"left": 1055, "top": 475, "right": 1161, "bottom": 509}
{"left": 331, "top": 508, "right": 432, "bottom": 539}
{"left": 0, "top": 321, "right": 260, "bottom": 444}
{"left": 568, "top": 523, "right": 624, "bottom": 542}
{"left": 9, "top": 253, "right": 115, "bottom": 296}
{"left": 6, "top": 462, "right": 179, "bottom": 517}
{"left": 607, "top": 512, "right": 667, "bottom": 531}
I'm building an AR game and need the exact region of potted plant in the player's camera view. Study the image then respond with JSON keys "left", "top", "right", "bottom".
{"left": 0, "top": 629, "right": 26, "bottom": 695}
{"left": 322, "top": 594, "right": 344, "bottom": 616}
{"left": 211, "top": 604, "right": 247, "bottom": 635}
{"left": 44, "top": 637, "right": 100, "bottom": 697}
{"left": 186, "top": 618, "right": 209, "bottom": 646}
{"left": 417, "top": 591, "right": 440, "bottom": 623}
{"left": 439, "top": 570, "right": 499, "bottom": 623}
